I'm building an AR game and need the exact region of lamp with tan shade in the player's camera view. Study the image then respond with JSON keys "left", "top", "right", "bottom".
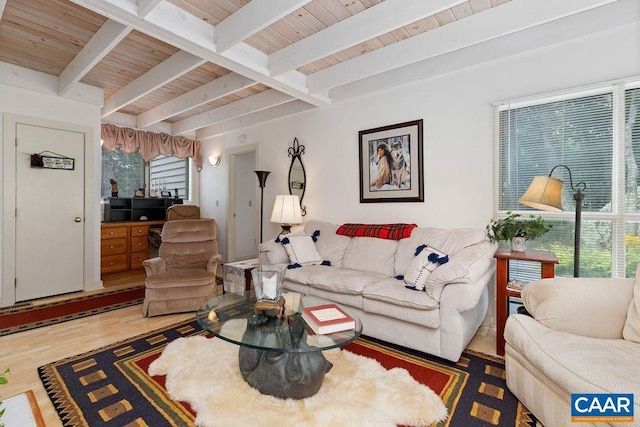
{"left": 518, "top": 164, "right": 586, "bottom": 277}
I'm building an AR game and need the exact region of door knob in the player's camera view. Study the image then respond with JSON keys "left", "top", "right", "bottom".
{"left": 74, "top": 217, "right": 82, "bottom": 222}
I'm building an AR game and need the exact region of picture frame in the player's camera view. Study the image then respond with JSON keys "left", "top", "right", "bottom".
{"left": 359, "top": 119, "right": 424, "bottom": 203}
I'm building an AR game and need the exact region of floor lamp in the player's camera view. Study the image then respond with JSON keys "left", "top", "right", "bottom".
{"left": 518, "top": 164, "right": 586, "bottom": 277}
{"left": 255, "top": 171, "right": 270, "bottom": 243}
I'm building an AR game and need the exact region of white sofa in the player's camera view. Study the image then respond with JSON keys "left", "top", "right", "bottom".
{"left": 259, "top": 219, "right": 495, "bottom": 362}
{"left": 505, "top": 276, "right": 640, "bottom": 427}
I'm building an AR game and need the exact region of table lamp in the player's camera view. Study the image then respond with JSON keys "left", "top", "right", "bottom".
{"left": 518, "top": 164, "right": 586, "bottom": 277}
{"left": 270, "top": 194, "right": 302, "bottom": 234}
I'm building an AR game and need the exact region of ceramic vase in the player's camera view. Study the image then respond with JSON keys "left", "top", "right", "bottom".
{"left": 511, "top": 237, "right": 526, "bottom": 252}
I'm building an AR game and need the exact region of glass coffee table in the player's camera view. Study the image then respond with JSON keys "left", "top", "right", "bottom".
{"left": 196, "top": 292, "right": 362, "bottom": 399}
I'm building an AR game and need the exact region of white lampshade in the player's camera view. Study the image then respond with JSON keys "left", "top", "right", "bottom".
{"left": 270, "top": 195, "right": 302, "bottom": 226}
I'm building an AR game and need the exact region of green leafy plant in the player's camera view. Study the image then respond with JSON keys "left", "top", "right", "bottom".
{"left": 486, "top": 211, "right": 552, "bottom": 243}
{"left": 0, "top": 368, "right": 9, "bottom": 427}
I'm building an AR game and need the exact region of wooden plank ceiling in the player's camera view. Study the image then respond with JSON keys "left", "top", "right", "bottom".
{"left": 0, "top": 0, "right": 632, "bottom": 140}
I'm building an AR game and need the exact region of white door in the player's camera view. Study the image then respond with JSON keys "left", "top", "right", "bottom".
{"left": 14, "top": 123, "right": 84, "bottom": 301}
{"left": 233, "top": 150, "right": 259, "bottom": 260}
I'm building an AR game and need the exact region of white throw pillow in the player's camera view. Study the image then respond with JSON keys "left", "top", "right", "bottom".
{"left": 623, "top": 264, "right": 640, "bottom": 343}
{"left": 404, "top": 245, "right": 449, "bottom": 291}
{"left": 281, "top": 233, "right": 323, "bottom": 266}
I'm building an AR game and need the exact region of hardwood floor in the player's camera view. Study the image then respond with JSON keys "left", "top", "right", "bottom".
{"left": 0, "top": 273, "right": 497, "bottom": 426}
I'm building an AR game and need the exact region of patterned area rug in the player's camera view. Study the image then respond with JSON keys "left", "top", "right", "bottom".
{"left": 0, "top": 286, "right": 144, "bottom": 336}
{"left": 38, "top": 306, "right": 537, "bottom": 426}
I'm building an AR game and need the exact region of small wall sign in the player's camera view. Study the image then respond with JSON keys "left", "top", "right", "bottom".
{"left": 30, "top": 152, "right": 75, "bottom": 170}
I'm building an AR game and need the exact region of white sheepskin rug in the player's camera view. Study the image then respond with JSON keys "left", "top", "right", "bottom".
{"left": 148, "top": 334, "right": 448, "bottom": 427}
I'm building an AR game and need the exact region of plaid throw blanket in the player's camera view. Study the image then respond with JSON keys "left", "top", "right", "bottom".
{"left": 336, "top": 223, "right": 417, "bottom": 240}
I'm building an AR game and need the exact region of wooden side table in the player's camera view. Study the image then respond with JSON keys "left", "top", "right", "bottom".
{"left": 494, "top": 247, "right": 558, "bottom": 356}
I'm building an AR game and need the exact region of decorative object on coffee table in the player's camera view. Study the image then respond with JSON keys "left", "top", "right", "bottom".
{"left": 302, "top": 303, "right": 356, "bottom": 334}
{"left": 250, "top": 265, "right": 286, "bottom": 319}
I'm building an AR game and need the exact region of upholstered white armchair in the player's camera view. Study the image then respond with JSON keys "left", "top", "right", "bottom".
{"left": 505, "top": 275, "right": 640, "bottom": 427}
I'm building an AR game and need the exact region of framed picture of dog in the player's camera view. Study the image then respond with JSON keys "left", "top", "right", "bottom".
{"left": 359, "top": 119, "right": 424, "bottom": 203}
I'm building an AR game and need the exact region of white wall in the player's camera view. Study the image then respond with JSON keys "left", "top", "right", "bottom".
{"left": 0, "top": 73, "right": 103, "bottom": 304}
{"left": 201, "top": 24, "right": 640, "bottom": 245}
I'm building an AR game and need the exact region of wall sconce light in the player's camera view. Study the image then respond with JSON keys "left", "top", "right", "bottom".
{"left": 208, "top": 155, "right": 222, "bottom": 167}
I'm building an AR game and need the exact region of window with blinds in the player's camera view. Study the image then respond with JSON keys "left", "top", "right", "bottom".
{"left": 494, "top": 81, "right": 640, "bottom": 278}
{"left": 149, "top": 155, "right": 189, "bottom": 200}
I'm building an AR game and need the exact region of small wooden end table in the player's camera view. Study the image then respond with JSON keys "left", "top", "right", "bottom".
{"left": 494, "top": 247, "right": 558, "bottom": 356}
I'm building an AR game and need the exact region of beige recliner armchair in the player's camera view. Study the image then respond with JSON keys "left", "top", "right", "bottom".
{"left": 142, "top": 218, "right": 222, "bottom": 316}
{"left": 166, "top": 204, "right": 201, "bottom": 221}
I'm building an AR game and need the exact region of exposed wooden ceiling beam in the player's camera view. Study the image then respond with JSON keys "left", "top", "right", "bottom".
{"left": 268, "top": 0, "right": 468, "bottom": 76}
{"left": 172, "top": 88, "right": 294, "bottom": 135}
{"left": 71, "top": 0, "right": 330, "bottom": 107}
{"left": 102, "top": 50, "right": 206, "bottom": 117}
{"left": 215, "top": 0, "right": 312, "bottom": 52}
{"left": 136, "top": 72, "right": 258, "bottom": 128}
{"left": 306, "top": 0, "right": 622, "bottom": 92}
{"left": 137, "top": 0, "right": 162, "bottom": 17}
{"left": 330, "top": 0, "right": 638, "bottom": 101}
{"left": 196, "top": 100, "right": 316, "bottom": 140}
{"left": 58, "top": 19, "right": 131, "bottom": 96}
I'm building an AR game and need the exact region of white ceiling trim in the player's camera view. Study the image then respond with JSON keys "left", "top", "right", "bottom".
{"left": 58, "top": 19, "right": 131, "bottom": 96}
{"left": 70, "top": 0, "right": 330, "bottom": 107}
{"left": 215, "top": 0, "right": 313, "bottom": 53}
{"left": 196, "top": 100, "right": 316, "bottom": 141}
{"left": 171, "top": 88, "right": 294, "bottom": 135}
{"left": 307, "top": 0, "right": 622, "bottom": 92}
{"left": 136, "top": 73, "right": 258, "bottom": 129}
{"left": 102, "top": 50, "right": 206, "bottom": 117}
{"left": 268, "top": 0, "right": 468, "bottom": 76}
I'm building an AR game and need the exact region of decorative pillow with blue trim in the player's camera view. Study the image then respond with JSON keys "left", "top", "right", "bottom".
{"left": 404, "top": 244, "right": 449, "bottom": 291}
{"left": 280, "top": 230, "right": 325, "bottom": 268}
